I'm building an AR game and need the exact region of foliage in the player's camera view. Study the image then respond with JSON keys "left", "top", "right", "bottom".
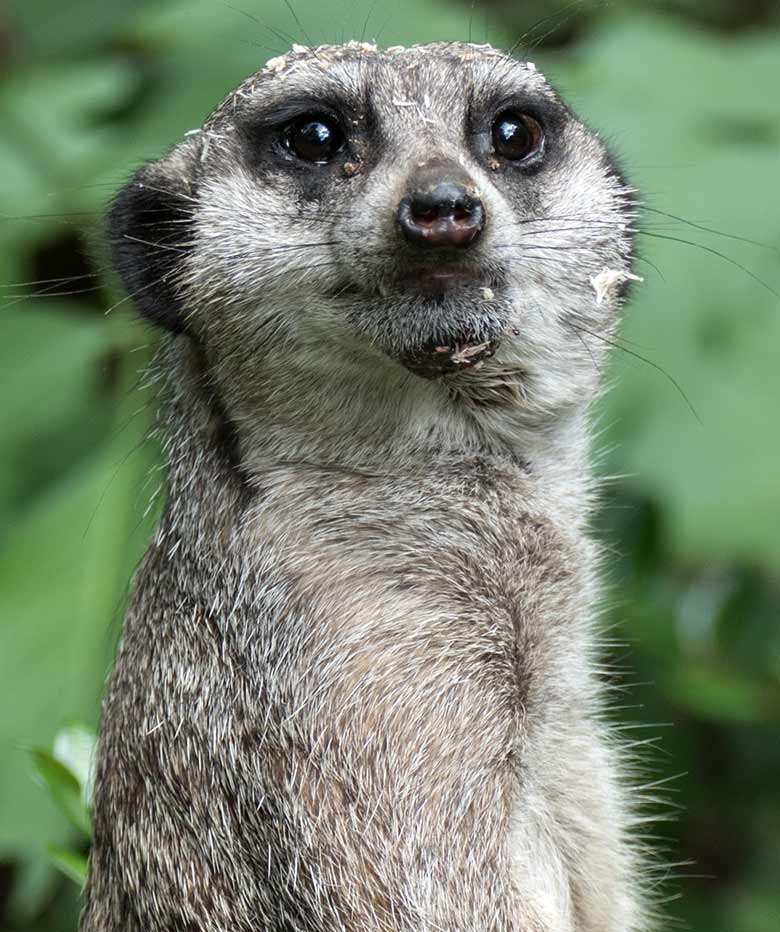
{"left": 0, "top": 1, "right": 777, "bottom": 930}
{"left": 30, "top": 725, "right": 96, "bottom": 887}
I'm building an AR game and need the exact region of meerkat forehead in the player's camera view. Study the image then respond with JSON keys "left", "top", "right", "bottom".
{"left": 257, "top": 40, "right": 538, "bottom": 84}
{"left": 205, "top": 40, "right": 554, "bottom": 134}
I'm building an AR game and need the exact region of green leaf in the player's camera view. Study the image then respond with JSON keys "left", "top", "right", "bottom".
{"left": 53, "top": 723, "right": 97, "bottom": 811}
{"left": 46, "top": 844, "right": 88, "bottom": 887}
{"left": 30, "top": 750, "right": 90, "bottom": 837}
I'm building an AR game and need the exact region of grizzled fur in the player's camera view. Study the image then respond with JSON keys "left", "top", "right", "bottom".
{"left": 83, "top": 42, "right": 650, "bottom": 932}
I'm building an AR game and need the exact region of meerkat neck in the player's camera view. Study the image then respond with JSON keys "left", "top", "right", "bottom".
{"left": 163, "top": 336, "right": 596, "bottom": 533}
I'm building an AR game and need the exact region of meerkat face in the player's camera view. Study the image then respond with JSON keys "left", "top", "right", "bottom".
{"left": 111, "top": 42, "right": 637, "bottom": 417}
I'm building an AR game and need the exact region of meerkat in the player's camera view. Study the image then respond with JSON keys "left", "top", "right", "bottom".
{"left": 81, "top": 40, "right": 652, "bottom": 932}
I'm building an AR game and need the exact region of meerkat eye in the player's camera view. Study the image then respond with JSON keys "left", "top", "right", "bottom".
{"left": 491, "top": 110, "right": 544, "bottom": 162}
{"left": 286, "top": 114, "right": 345, "bottom": 163}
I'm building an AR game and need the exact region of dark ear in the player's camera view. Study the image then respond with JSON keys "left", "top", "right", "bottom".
{"left": 109, "top": 140, "right": 200, "bottom": 332}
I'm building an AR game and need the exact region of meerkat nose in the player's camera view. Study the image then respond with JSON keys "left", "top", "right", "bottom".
{"left": 397, "top": 161, "right": 485, "bottom": 249}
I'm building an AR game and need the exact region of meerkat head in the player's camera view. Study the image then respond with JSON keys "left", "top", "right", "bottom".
{"left": 111, "top": 41, "right": 637, "bottom": 427}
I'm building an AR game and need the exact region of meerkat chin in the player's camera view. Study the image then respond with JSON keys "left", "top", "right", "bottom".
{"left": 82, "top": 41, "right": 651, "bottom": 932}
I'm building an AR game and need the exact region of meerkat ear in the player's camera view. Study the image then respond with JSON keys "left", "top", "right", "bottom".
{"left": 109, "top": 140, "right": 200, "bottom": 332}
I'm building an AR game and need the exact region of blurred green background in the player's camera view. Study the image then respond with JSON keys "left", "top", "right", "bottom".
{"left": 1, "top": 0, "right": 778, "bottom": 929}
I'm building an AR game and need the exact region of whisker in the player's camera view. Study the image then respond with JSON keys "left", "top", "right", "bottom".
{"left": 118, "top": 234, "right": 191, "bottom": 254}
{"left": 495, "top": 211, "right": 777, "bottom": 296}
{"left": 236, "top": 37, "right": 288, "bottom": 57}
{"left": 639, "top": 231, "right": 780, "bottom": 299}
{"left": 567, "top": 319, "right": 702, "bottom": 425}
{"left": 221, "top": 1, "right": 297, "bottom": 50}
{"left": 1, "top": 211, "right": 97, "bottom": 223}
{"left": 360, "top": 0, "right": 383, "bottom": 44}
{"left": 280, "top": 0, "right": 320, "bottom": 61}
{"left": 2, "top": 286, "right": 104, "bottom": 304}
{"left": 525, "top": 0, "right": 601, "bottom": 52}
{"left": 467, "top": 0, "right": 478, "bottom": 45}
{"left": 103, "top": 270, "right": 178, "bottom": 317}
{"left": 632, "top": 253, "right": 666, "bottom": 282}
{"left": 634, "top": 204, "right": 779, "bottom": 253}
{"left": 0, "top": 272, "right": 100, "bottom": 290}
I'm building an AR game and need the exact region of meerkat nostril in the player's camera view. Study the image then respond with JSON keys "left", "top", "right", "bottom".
{"left": 416, "top": 208, "right": 439, "bottom": 225}
{"left": 399, "top": 183, "right": 485, "bottom": 249}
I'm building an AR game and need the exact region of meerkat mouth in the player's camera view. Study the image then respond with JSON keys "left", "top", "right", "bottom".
{"left": 329, "top": 266, "right": 499, "bottom": 301}
{"left": 399, "top": 266, "right": 484, "bottom": 297}
{"left": 331, "top": 268, "right": 507, "bottom": 379}
{"left": 331, "top": 261, "right": 507, "bottom": 379}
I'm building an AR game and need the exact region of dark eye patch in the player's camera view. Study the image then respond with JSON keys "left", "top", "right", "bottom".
{"left": 465, "top": 83, "right": 569, "bottom": 173}
{"left": 233, "top": 93, "right": 368, "bottom": 183}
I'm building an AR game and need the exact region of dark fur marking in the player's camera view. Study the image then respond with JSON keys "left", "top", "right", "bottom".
{"left": 109, "top": 148, "right": 199, "bottom": 332}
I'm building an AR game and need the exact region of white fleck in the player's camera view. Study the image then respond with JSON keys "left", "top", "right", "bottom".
{"left": 590, "top": 267, "right": 643, "bottom": 306}
{"left": 264, "top": 55, "right": 288, "bottom": 74}
{"left": 392, "top": 99, "right": 417, "bottom": 107}
{"left": 184, "top": 128, "right": 201, "bottom": 137}
{"left": 481, "top": 287, "right": 495, "bottom": 301}
{"left": 526, "top": 61, "right": 537, "bottom": 73}
{"left": 291, "top": 43, "right": 308, "bottom": 54}
{"left": 346, "top": 40, "right": 377, "bottom": 53}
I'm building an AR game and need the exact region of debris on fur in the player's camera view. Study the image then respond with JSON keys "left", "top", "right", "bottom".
{"left": 263, "top": 55, "right": 289, "bottom": 75}
{"left": 451, "top": 342, "right": 493, "bottom": 365}
{"left": 590, "top": 267, "right": 643, "bottom": 306}
{"left": 434, "top": 341, "right": 493, "bottom": 365}
{"left": 403, "top": 338, "right": 497, "bottom": 379}
{"left": 263, "top": 40, "right": 380, "bottom": 76}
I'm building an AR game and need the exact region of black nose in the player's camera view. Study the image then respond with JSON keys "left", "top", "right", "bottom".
{"left": 397, "top": 181, "right": 485, "bottom": 249}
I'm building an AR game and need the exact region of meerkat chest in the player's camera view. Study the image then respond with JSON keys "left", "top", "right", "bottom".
{"left": 223, "top": 457, "right": 586, "bottom": 788}
{"left": 240, "top": 457, "right": 581, "bottom": 674}
{"left": 245, "top": 458, "right": 544, "bottom": 590}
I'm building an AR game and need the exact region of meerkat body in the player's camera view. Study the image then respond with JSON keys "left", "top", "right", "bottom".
{"left": 82, "top": 42, "right": 649, "bottom": 932}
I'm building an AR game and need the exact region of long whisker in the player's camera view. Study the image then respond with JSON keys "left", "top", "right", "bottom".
{"left": 494, "top": 212, "right": 778, "bottom": 296}
{"left": 221, "top": 1, "right": 297, "bottom": 50}
{"left": 280, "top": 0, "right": 320, "bottom": 61}
{"left": 634, "top": 204, "right": 779, "bottom": 253}
{"left": 525, "top": 0, "right": 602, "bottom": 52}
{"left": 488, "top": 0, "right": 593, "bottom": 78}
{"left": 638, "top": 231, "right": 780, "bottom": 299}
{"left": 567, "top": 319, "right": 701, "bottom": 425}
{"left": 0, "top": 272, "right": 100, "bottom": 290}
{"left": 2, "top": 285, "right": 105, "bottom": 305}
{"left": 1, "top": 211, "right": 97, "bottom": 224}
{"left": 360, "top": 0, "right": 383, "bottom": 44}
